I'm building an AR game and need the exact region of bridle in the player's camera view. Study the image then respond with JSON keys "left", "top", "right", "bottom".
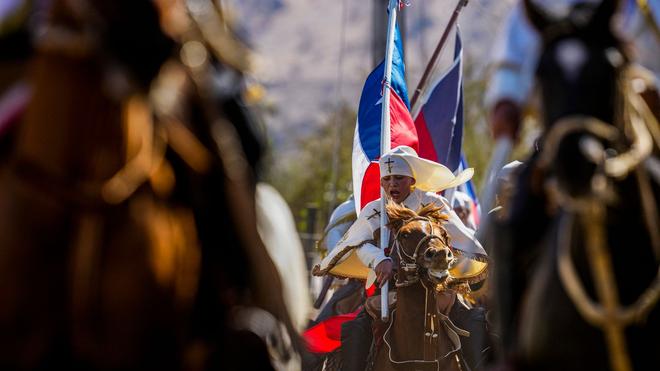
{"left": 391, "top": 216, "right": 453, "bottom": 288}
{"left": 533, "top": 66, "right": 660, "bottom": 371}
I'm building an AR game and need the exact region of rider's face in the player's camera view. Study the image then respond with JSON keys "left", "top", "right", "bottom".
{"left": 380, "top": 175, "right": 416, "bottom": 203}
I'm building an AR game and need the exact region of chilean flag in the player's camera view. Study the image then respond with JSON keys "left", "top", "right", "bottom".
{"left": 413, "top": 28, "right": 480, "bottom": 225}
{"left": 456, "top": 155, "right": 481, "bottom": 228}
{"left": 306, "top": 22, "right": 415, "bottom": 355}
{"left": 414, "top": 28, "right": 463, "bottom": 170}
{"left": 352, "top": 25, "right": 418, "bottom": 213}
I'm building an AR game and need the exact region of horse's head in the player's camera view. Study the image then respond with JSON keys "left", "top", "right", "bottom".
{"left": 523, "top": 0, "right": 644, "bottom": 199}
{"left": 387, "top": 202, "right": 455, "bottom": 285}
{"left": 524, "top": 0, "right": 627, "bottom": 127}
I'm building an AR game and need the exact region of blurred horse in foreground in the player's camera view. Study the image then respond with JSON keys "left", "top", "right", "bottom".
{"left": 0, "top": 0, "right": 307, "bottom": 369}
{"left": 492, "top": 1, "right": 660, "bottom": 370}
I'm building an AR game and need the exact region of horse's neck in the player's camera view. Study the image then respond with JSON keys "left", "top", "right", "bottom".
{"left": 16, "top": 54, "right": 125, "bottom": 181}
{"left": 395, "top": 282, "right": 428, "bottom": 330}
{"left": 391, "top": 283, "right": 435, "bottom": 360}
{"left": 542, "top": 71, "right": 624, "bottom": 130}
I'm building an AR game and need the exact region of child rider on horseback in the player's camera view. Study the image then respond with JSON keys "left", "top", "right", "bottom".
{"left": 313, "top": 145, "right": 489, "bottom": 371}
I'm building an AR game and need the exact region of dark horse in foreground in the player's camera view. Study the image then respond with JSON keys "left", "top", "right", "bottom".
{"left": 0, "top": 0, "right": 299, "bottom": 369}
{"left": 492, "top": 1, "right": 660, "bottom": 370}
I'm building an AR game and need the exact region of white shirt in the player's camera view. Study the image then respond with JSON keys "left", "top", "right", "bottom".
{"left": 330, "top": 188, "right": 485, "bottom": 270}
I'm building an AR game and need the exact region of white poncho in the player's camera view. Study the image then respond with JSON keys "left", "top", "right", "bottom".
{"left": 312, "top": 188, "right": 487, "bottom": 281}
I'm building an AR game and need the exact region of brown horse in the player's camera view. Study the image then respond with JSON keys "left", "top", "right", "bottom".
{"left": 0, "top": 0, "right": 297, "bottom": 369}
{"left": 369, "top": 203, "right": 478, "bottom": 371}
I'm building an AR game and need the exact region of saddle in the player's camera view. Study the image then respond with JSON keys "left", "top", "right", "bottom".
{"left": 364, "top": 291, "right": 397, "bottom": 319}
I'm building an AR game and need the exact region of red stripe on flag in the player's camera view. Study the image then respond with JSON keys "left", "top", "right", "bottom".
{"left": 360, "top": 162, "right": 381, "bottom": 210}
{"left": 413, "top": 111, "right": 439, "bottom": 162}
{"left": 303, "top": 308, "right": 362, "bottom": 353}
{"left": 359, "top": 92, "right": 418, "bottom": 210}
{"left": 389, "top": 92, "right": 418, "bottom": 151}
{"left": 470, "top": 201, "right": 480, "bottom": 226}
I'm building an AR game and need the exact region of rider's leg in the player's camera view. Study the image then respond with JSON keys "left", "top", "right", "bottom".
{"left": 302, "top": 280, "right": 363, "bottom": 371}
{"left": 340, "top": 308, "right": 373, "bottom": 371}
{"left": 314, "top": 280, "right": 363, "bottom": 325}
{"left": 492, "top": 151, "right": 550, "bottom": 357}
{"left": 451, "top": 302, "right": 492, "bottom": 370}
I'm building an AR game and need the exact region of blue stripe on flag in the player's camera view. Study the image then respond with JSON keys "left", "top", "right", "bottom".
{"left": 357, "top": 26, "right": 409, "bottom": 161}
{"left": 418, "top": 28, "right": 464, "bottom": 171}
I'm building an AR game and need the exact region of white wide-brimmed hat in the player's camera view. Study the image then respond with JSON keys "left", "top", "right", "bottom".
{"left": 378, "top": 146, "right": 474, "bottom": 192}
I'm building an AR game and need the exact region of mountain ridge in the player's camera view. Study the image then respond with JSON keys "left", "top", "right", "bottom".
{"left": 226, "top": 0, "right": 516, "bottom": 152}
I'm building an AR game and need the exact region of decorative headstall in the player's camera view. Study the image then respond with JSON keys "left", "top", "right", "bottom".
{"left": 391, "top": 216, "right": 457, "bottom": 289}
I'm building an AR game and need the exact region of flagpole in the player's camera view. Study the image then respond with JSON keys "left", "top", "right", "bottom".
{"left": 379, "top": 0, "right": 400, "bottom": 322}
{"left": 410, "top": 0, "right": 468, "bottom": 116}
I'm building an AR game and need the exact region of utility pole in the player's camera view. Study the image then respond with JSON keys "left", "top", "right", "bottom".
{"left": 328, "top": 0, "right": 348, "bottom": 220}
{"left": 372, "top": 0, "right": 386, "bottom": 67}
{"left": 373, "top": 0, "right": 405, "bottom": 68}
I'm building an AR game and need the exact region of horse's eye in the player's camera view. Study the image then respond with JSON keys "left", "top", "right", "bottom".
{"left": 400, "top": 232, "right": 410, "bottom": 239}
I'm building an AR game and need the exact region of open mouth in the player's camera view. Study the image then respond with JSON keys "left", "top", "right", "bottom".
{"left": 389, "top": 190, "right": 400, "bottom": 198}
{"left": 428, "top": 269, "right": 449, "bottom": 281}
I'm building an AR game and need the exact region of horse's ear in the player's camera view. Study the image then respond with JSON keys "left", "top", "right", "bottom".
{"left": 427, "top": 209, "right": 449, "bottom": 225}
{"left": 417, "top": 203, "right": 447, "bottom": 224}
{"left": 386, "top": 201, "right": 405, "bottom": 231}
{"left": 523, "top": 0, "right": 554, "bottom": 33}
{"left": 387, "top": 218, "right": 404, "bottom": 232}
{"left": 586, "top": 0, "right": 619, "bottom": 34}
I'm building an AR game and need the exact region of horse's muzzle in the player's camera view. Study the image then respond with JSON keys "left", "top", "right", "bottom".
{"left": 423, "top": 247, "right": 454, "bottom": 270}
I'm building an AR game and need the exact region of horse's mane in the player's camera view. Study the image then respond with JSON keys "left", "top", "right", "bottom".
{"left": 386, "top": 200, "right": 448, "bottom": 232}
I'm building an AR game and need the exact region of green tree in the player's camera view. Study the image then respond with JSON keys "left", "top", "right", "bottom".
{"left": 266, "top": 103, "right": 356, "bottom": 234}
{"left": 461, "top": 65, "right": 492, "bottom": 190}
{"left": 460, "top": 62, "right": 538, "bottom": 191}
